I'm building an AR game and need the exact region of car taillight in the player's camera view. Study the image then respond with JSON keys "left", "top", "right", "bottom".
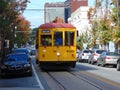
{"left": 82, "top": 53, "right": 84, "bottom": 56}
{"left": 105, "top": 56, "right": 110, "bottom": 59}
{"left": 93, "top": 53, "right": 98, "bottom": 56}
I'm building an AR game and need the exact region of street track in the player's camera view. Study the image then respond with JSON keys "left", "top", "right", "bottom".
{"left": 47, "top": 72, "right": 67, "bottom": 90}
{"left": 45, "top": 69, "right": 105, "bottom": 90}
{"left": 32, "top": 56, "right": 120, "bottom": 90}
{"left": 69, "top": 72, "right": 104, "bottom": 90}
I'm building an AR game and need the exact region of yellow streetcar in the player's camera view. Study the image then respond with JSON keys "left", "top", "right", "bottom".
{"left": 35, "top": 23, "right": 77, "bottom": 69}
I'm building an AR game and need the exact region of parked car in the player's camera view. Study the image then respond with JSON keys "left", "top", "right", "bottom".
{"left": 88, "top": 49, "right": 107, "bottom": 65}
{"left": 76, "top": 49, "right": 81, "bottom": 61}
{"left": 117, "top": 58, "right": 120, "bottom": 71}
{"left": 97, "top": 52, "right": 120, "bottom": 67}
{"left": 12, "top": 48, "right": 29, "bottom": 54}
{"left": 0, "top": 53, "right": 32, "bottom": 77}
{"left": 30, "top": 49, "right": 36, "bottom": 56}
{"left": 12, "top": 48, "right": 31, "bottom": 59}
{"left": 78, "top": 49, "right": 92, "bottom": 62}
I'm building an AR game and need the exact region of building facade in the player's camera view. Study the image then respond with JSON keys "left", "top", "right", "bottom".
{"left": 70, "top": 0, "right": 88, "bottom": 13}
{"left": 64, "top": 0, "right": 88, "bottom": 22}
{"left": 44, "top": 2, "right": 65, "bottom": 23}
{"left": 44, "top": 0, "right": 88, "bottom": 23}
{"left": 68, "top": 6, "right": 91, "bottom": 36}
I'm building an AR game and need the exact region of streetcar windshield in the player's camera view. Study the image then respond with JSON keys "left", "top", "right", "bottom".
{"left": 54, "top": 31, "right": 63, "bottom": 46}
{"left": 65, "top": 31, "right": 74, "bottom": 46}
{"left": 41, "top": 35, "right": 52, "bottom": 46}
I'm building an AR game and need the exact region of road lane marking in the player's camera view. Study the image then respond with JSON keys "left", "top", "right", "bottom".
{"left": 32, "top": 64, "right": 44, "bottom": 90}
{"left": 80, "top": 71, "right": 120, "bottom": 88}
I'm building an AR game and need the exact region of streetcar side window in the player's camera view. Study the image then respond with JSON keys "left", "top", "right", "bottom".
{"left": 54, "top": 32, "right": 63, "bottom": 46}
{"left": 41, "top": 35, "right": 52, "bottom": 46}
{"left": 65, "top": 31, "right": 74, "bottom": 46}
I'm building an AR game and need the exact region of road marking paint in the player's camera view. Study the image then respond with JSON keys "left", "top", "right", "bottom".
{"left": 80, "top": 71, "right": 120, "bottom": 88}
{"left": 32, "top": 64, "right": 44, "bottom": 90}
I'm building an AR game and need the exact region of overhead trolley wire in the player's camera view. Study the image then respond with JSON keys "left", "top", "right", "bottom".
{"left": 25, "top": 8, "right": 56, "bottom": 11}
{"left": 25, "top": 9, "right": 44, "bottom": 11}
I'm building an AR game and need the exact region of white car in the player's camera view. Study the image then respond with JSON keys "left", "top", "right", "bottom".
{"left": 78, "top": 49, "right": 92, "bottom": 62}
{"left": 88, "top": 49, "right": 107, "bottom": 64}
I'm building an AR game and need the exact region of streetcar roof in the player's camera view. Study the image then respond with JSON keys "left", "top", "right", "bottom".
{"left": 39, "top": 23, "right": 76, "bottom": 29}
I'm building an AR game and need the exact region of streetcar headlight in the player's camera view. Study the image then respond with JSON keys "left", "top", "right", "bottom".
{"left": 56, "top": 52, "right": 60, "bottom": 56}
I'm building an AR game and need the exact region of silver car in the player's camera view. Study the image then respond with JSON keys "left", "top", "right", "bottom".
{"left": 97, "top": 52, "right": 120, "bottom": 67}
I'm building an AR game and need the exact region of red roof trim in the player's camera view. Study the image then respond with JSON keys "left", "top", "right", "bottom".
{"left": 39, "top": 23, "right": 75, "bottom": 29}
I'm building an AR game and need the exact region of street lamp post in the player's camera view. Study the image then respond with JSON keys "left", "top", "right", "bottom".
{"left": 13, "top": 26, "right": 17, "bottom": 48}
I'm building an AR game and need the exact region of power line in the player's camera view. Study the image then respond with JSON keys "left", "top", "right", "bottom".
{"left": 25, "top": 8, "right": 56, "bottom": 11}
{"left": 25, "top": 9, "right": 44, "bottom": 11}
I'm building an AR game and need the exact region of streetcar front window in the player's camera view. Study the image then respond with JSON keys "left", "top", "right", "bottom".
{"left": 41, "top": 35, "right": 52, "bottom": 46}
{"left": 54, "top": 32, "right": 63, "bottom": 46}
{"left": 65, "top": 31, "right": 74, "bottom": 46}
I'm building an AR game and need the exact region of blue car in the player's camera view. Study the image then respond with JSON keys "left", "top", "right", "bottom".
{"left": 12, "top": 48, "right": 29, "bottom": 54}
{"left": 0, "top": 53, "right": 32, "bottom": 77}
{"left": 12, "top": 48, "right": 31, "bottom": 59}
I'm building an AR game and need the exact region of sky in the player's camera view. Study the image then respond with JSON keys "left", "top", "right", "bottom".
{"left": 23, "top": 0, "right": 95, "bottom": 29}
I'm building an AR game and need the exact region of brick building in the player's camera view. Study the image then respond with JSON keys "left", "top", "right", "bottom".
{"left": 68, "top": 0, "right": 88, "bottom": 13}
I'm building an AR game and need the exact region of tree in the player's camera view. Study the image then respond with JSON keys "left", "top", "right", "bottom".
{"left": 0, "top": 0, "right": 12, "bottom": 59}
{"left": 0, "top": 0, "right": 29, "bottom": 59}
{"left": 87, "top": 0, "right": 114, "bottom": 50}
{"left": 77, "top": 31, "right": 91, "bottom": 50}
{"left": 89, "top": 20, "right": 99, "bottom": 49}
{"left": 87, "top": 7, "right": 100, "bottom": 49}
{"left": 109, "top": 0, "right": 120, "bottom": 51}
{"left": 14, "top": 15, "right": 30, "bottom": 47}
{"left": 0, "top": 0, "right": 7, "bottom": 14}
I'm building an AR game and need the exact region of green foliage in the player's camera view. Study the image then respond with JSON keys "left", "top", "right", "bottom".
{"left": 88, "top": 20, "right": 99, "bottom": 48}
{"left": 116, "top": 31, "right": 120, "bottom": 37}
{"left": 77, "top": 31, "right": 92, "bottom": 50}
{"left": 0, "top": 0, "right": 29, "bottom": 54}
{"left": 0, "top": 19, "right": 9, "bottom": 28}
{"left": 77, "top": 38, "right": 83, "bottom": 50}
{"left": 0, "top": 0, "right": 8, "bottom": 13}
{"left": 32, "top": 28, "right": 38, "bottom": 36}
{"left": 110, "top": 7, "right": 118, "bottom": 25}
{"left": 87, "top": 0, "right": 120, "bottom": 49}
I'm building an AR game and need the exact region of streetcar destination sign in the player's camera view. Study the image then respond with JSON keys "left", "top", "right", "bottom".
{"left": 42, "top": 30, "right": 50, "bottom": 33}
